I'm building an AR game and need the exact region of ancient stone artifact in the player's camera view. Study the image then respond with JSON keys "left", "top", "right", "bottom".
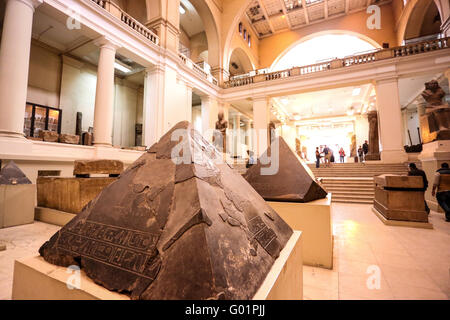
{"left": 373, "top": 174, "right": 428, "bottom": 222}
{"left": 213, "top": 110, "right": 228, "bottom": 153}
{"left": 244, "top": 136, "right": 327, "bottom": 202}
{"left": 38, "top": 130, "right": 59, "bottom": 142}
{"left": 37, "top": 160, "right": 123, "bottom": 214}
{"left": 39, "top": 121, "right": 293, "bottom": 300}
{"left": 365, "top": 111, "right": 381, "bottom": 160}
{"left": 0, "top": 161, "right": 31, "bottom": 185}
{"left": 59, "top": 133, "right": 80, "bottom": 145}
{"left": 420, "top": 80, "right": 450, "bottom": 143}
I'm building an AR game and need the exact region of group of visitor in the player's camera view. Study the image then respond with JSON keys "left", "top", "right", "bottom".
{"left": 408, "top": 162, "right": 450, "bottom": 222}
{"left": 357, "top": 140, "right": 369, "bottom": 162}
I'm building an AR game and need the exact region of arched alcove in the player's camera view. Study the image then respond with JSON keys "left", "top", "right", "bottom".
{"left": 404, "top": 0, "right": 442, "bottom": 41}
{"left": 228, "top": 47, "right": 255, "bottom": 77}
{"left": 270, "top": 31, "right": 379, "bottom": 71}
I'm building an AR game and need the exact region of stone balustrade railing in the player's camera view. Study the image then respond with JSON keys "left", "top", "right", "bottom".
{"left": 224, "top": 37, "right": 450, "bottom": 88}
{"left": 178, "top": 53, "right": 219, "bottom": 86}
{"left": 90, "top": 0, "right": 159, "bottom": 46}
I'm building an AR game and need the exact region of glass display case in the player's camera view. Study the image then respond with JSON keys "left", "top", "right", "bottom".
{"left": 23, "top": 103, "right": 62, "bottom": 137}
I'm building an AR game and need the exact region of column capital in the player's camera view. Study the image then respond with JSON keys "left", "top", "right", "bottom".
{"left": 13, "top": 0, "right": 43, "bottom": 11}
{"left": 146, "top": 64, "right": 165, "bottom": 76}
{"left": 375, "top": 77, "right": 399, "bottom": 85}
{"left": 93, "top": 36, "right": 121, "bottom": 51}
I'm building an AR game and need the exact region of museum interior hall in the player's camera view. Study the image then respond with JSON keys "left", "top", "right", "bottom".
{"left": 0, "top": 0, "right": 450, "bottom": 302}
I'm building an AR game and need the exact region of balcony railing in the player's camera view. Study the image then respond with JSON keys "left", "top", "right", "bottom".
{"left": 178, "top": 53, "right": 219, "bottom": 86}
{"left": 224, "top": 37, "right": 450, "bottom": 88}
{"left": 90, "top": 0, "right": 159, "bottom": 46}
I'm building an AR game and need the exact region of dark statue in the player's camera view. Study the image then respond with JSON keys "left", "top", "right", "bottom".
{"left": 244, "top": 136, "right": 327, "bottom": 202}
{"left": 39, "top": 121, "right": 293, "bottom": 300}
{"left": 365, "top": 111, "right": 380, "bottom": 160}
{"left": 213, "top": 110, "right": 228, "bottom": 153}
{"left": 420, "top": 80, "right": 450, "bottom": 143}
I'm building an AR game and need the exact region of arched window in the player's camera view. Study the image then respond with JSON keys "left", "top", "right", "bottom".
{"left": 239, "top": 22, "right": 243, "bottom": 35}
{"left": 248, "top": 35, "right": 251, "bottom": 47}
{"left": 243, "top": 29, "right": 247, "bottom": 40}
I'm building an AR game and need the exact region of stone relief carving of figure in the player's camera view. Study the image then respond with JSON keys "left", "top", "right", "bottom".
{"left": 420, "top": 80, "right": 450, "bottom": 143}
{"left": 421, "top": 80, "right": 446, "bottom": 110}
{"left": 214, "top": 110, "right": 228, "bottom": 153}
{"left": 349, "top": 134, "right": 356, "bottom": 158}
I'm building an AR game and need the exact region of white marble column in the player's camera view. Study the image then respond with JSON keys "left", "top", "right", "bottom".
{"left": 234, "top": 113, "right": 241, "bottom": 157}
{"left": 376, "top": 78, "right": 408, "bottom": 163}
{"left": 143, "top": 65, "right": 165, "bottom": 147}
{"left": 93, "top": 38, "right": 119, "bottom": 147}
{"left": 0, "top": 0, "right": 42, "bottom": 138}
{"left": 252, "top": 96, "right": 270, "bottom": 157}
{"left": 201, "top": 96, "right": 218, "bottom": 141}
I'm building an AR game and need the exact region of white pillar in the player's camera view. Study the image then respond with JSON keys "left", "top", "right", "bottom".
{"left": 253, "top": 97, "right": 270, "bottom": 157}
{"left": 234, "top": 113, "right": 241, "bottom": 157}
{"left": 201, "top": 96, "right": 218, "bottom": 141}
{"left": 0, "top": 0, "right": 42, "bottom": 138}
{"left": 143, "top": 66, "right": 165, "bottom": 147}
{"left": 93, "top": 37, "right": 119, "bottom": 146}
{"left": 186, "top": 83, "right": 193, "bottom": 125}
{"left": 376, "top": 78, "right": 408, "bottom": 163}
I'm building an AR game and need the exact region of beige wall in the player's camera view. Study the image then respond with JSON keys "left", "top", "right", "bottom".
{"left": 27, "top": 42, "right": 61, "bottom": 107}
{"left": 258, "top": 3, "right": 398, "bottom": 68}
{"left": 189, "top": 31, "right": 208, "bottom": 63}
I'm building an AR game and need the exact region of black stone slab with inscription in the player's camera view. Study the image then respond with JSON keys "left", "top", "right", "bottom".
{"left": 39, "top": 121, "right": 293, "bottom": 300}
{"left": 244, "top": 136, "right": 327, "bottom": 202}
{"left": 0, "top": 161, "right": 31, "bottom": 185}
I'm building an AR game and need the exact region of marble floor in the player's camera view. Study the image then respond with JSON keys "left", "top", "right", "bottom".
{"left": 0, "top": 203, "right": 449, "bottom": 300}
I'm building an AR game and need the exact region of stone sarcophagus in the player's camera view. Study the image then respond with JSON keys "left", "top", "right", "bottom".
{"left": 0, "top": 161, "right": 35, "bottom": 228}
{"left": 373, "top": 174, "right": 428, "bottom": 222}
{"left": 39, "top": 121, "right": 293, "bottom": 300}
{"left": 37, "top": 160, "right": 123, "bottom": 214}
{"left": 244, "top": 136, "right": 327, "bottom": 202}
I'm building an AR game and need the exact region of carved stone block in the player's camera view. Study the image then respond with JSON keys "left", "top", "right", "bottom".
{"left": 73, "top": 160, "right": 123, "bottom": 176}
{"left": 37, "top": 177, "right": 117, "bottom": 214}
{"left": 39, "top": 121, "right": 293, "bottom": 300}
{"left": 38, "top": 130, "right": 59, "bottom": 142}
{"left": 0, "top": 161, "right": 31, "bottom": 185}
{"left": 59, "top": 133, "right": 80, "bottom": 145}
{"left": 373, "top": 174, "right": 428, "bottom": 222}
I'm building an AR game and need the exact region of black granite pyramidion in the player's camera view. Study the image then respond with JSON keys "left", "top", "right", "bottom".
{"left": 39, "top": 121, "right": 293, "bottom": 300}
{"left": 0, "top": 161, "right": 31, "bottom": 185}
{"left": 244, "top": 136, "right": 327, "bottom": 202}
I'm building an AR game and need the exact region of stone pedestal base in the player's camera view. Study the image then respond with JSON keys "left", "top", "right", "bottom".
{"left": 419, "top": 140, "right": 450, "bottom": 213}
{"left": 0, "top": 184, "right": 35, "bottom": 228}
{"left": 34, "top": 207, "right": 76, "bottom": 226}
{"left": 268, "top": 194, "right": 333, "bottom": 269}
{"left": 372, "top": 207, "right": 433, "bottom": 229}
{"left": 373, "top": 189, "right": 428, "bottom": 222}
{"left": 11, "top": 231, "right": 303, "bottom": 300}
{"left": 365, "top": 153, "right": 381, "bottom": 161}
{"left": 420, "top": 107, "right": 450, "bottom": 144}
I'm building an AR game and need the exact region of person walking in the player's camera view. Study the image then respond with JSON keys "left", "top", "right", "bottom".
{"left": 432, "top": 163, "right": 450, "bottom": 222}
{"left": 408, "top": 163, "right": 430, "bottom": 214}
{"left": 358, "top": 146, "right": 364, "bottom": 163}
{"left": 363, "top": 140, "right": 369, "bottom": 161}
{"left": 315, "top": 147, "right": 321, "bottom": 168}
{"left": 323, "top": 145, "right": 330, "bottom": 167}
{"left": 339, "top": 147, "right": 345, "bottom": 163}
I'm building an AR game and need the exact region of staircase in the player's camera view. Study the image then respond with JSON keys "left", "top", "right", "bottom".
{"left": 308, "top": 163, "right": 410, "bottom": 204}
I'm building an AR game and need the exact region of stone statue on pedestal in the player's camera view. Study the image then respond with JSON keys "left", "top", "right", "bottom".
{"left": 365, "top": 111, "right": 381, "bottom": 160}
{"left": 420, "top": 80, "right": 450, "bottom": 143}
{"left": 214, "top": 110, "right": 228, "bottom": 153}
{"left": 349, "top": 134, "right": 356, "bottom": 158}
{"left": 268, "top": 121, "right": 276, "bottom": 145}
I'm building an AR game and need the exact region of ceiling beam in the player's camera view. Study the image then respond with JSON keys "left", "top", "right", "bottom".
{"left": 256, "top": 0, "right": 276, "bottom": 34}
{"left": 345, "top": 0, "right": 350, "bottom": 14}
{"left": 279, "top": 0, "right": 293, "bottom": 29}
{"left": 300, "top": 0, "right": 310, "bottom": 24}
{"left": 324, "top": 0, "right": 328, "bottom": 19}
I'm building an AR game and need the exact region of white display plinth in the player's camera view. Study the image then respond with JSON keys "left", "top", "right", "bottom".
{"left": 12, "top": 231, "right": 303, "bottom": 300}
{"left": 0, "top": 184, "right": 35, "bottom": 228}
{"left": 268, "top": 194, "right": 333, "bottom": 269}
{"left": 34, "top": 207, "right": 76, "bottom": 226}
